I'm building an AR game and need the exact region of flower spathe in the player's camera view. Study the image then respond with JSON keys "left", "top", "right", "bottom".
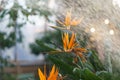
{"left": 73, "top": 48, "right": 87, "bottom": 62}
{"left": 38, "top": 65, "right": 58, "bottom": 80}
{"left": 57, "top": 11, "right": 82, "bottom": 29}
{"left": 62, "top": 32, "right": 77, "bottom": 52}
{"left": 62, "top": 32, "right": 87, "bottom": 62}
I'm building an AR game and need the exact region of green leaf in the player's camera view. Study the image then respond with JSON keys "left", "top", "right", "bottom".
{"left": 30, "top": 40, "right": 56, "bottom": 55}
{"left": 9, "top": 9, "right": 18, "bottom": 21}
{"left": 47, "top": 53, "right": 80, "bottom": 80}
{"left": 0, "top": 10, "right": 8, "bottom": 18}
{"left": 88, "top": 50, "right": 105, "bottom": 71}
{"left": 81, "top": 68, "right": 103, "bottom": 80}
{"left": 97, "top": 71, "right": 112, "bottom": 80}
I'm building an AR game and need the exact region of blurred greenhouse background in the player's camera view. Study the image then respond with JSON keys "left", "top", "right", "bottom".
{"left": 1, "top": 0, "right": 120, "bottom": 80}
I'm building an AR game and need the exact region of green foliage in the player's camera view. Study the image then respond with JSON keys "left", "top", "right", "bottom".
{"left": 1, "top": 73, "right": 16, "bottom": 80}
{"left": 0, "top": 9, "right": 8, "bottom": 18}
{"left": 0, "top": 56, "right": 16, "bottom": 80}
{"left": 30, "top": 40, "right": 56, "bottom": 55}
{"left": 81, "top": 68, "right": 102, "bottom": 80}
{"left": 47, "top": 53, "right": 78, "bottom": 80}
{"left": 0, "top": 32, "right": 15, "bottom": 49}
{"left": 47, "top": 49, "right": 120, "bottom": 80}
{"left": 47, "top": 52, "right": 106, "bottom": 80}
{"left": 30, "top": 31, "right": 62, "bottom": 55}
{"left": 87, "top": 50, "right": 105, "bottom": 71}
{"left": 9, "top": 9, "right": 18, "bottom": 21}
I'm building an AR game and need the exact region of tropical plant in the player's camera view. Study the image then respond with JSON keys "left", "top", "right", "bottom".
{"left": 36, "top": 11, "right": 120, "bottom": 80}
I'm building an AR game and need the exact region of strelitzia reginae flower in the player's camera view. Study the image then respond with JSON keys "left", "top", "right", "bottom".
{"left": 38, "top": 65, "right": 58, "bottom": 80}
{"left": 62, "top": 32, "right": 87, "bottom": 62}
{"left": 57, "top": 11, "right": 83, "bottom": 29}
{"left": 62, "top": 32, "right": 77, "bottom": 52}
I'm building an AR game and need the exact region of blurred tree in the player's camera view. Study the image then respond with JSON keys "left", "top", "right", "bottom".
{"left": 0, "top": 0, "right": 52, "bottom": 79}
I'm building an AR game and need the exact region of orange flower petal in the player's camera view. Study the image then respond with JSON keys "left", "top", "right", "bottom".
{"left": 48, "top": 65, "right": 58, "bottom": 80}
{"left": 62, "top": 33, "right": 67, "bottom": 51}
{"left": 65, "top": 33, "right": 69, "bottom": 48}
{"left": 38, "top": 68, "right": 46, "bottom": 80}
{"left": 71, "top": 19, "right": 80, "bottom": 26}
{"left": 78, "top": 52, "right": 86, "bottom": 62}
{"left": 71, "top": 17, "right": 83, "bottom": 26}
{"left": 74, "top": 48, "right": 87, "bottom": 52}
{"left": 68, "top": 33, "right": 76, "bottom": 49}
{"left": 65, "top": 11, "right": 71, "bottom": 26}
